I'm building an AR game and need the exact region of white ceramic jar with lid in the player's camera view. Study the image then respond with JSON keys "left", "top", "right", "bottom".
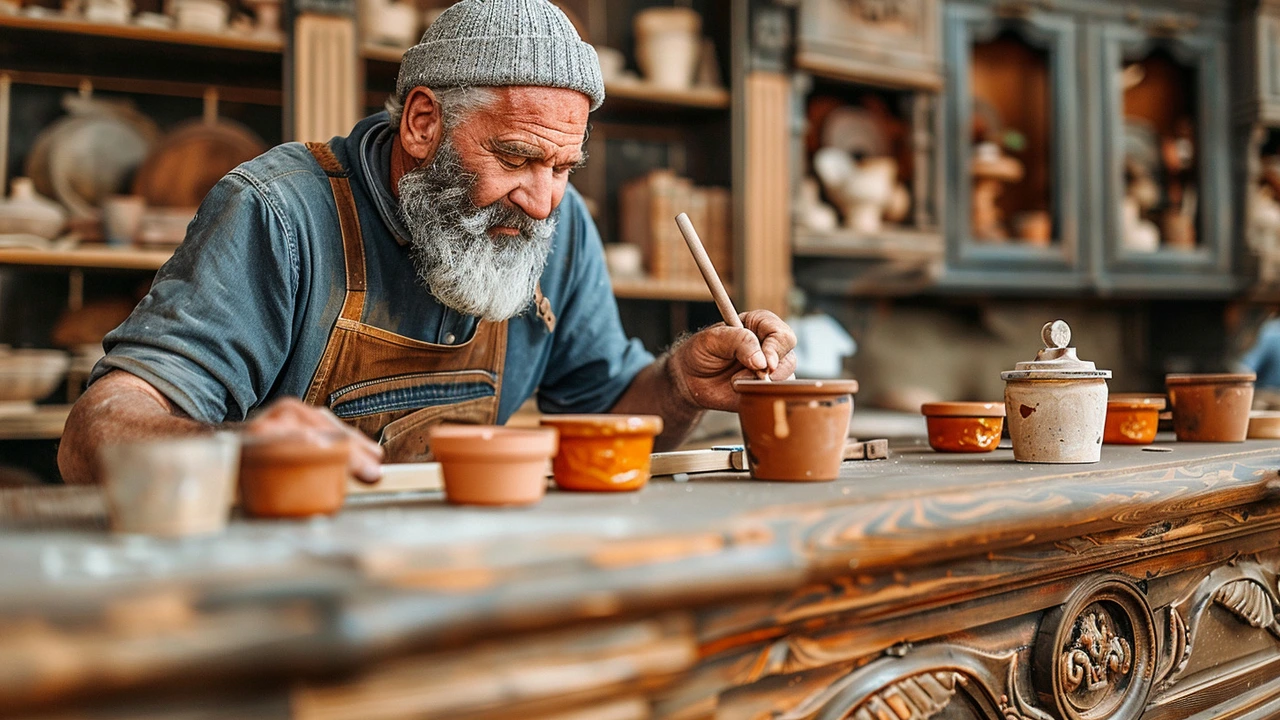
{"left": 1001, "top": 320, "right": 1111, "bottom": 463}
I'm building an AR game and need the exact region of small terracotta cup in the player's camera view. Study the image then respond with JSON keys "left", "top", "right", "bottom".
{"left": 239, "top": 431, "right": 350, "bottom": 518}
{"left": 1166, "top": 373, "right": 1256, "bottom": 443}
{"left": 540, "top": 414, "right": 664, "bottom": 492}
{"left": 429, "top": 425, "right": 558, "bottom": 506}
{"left": 734, "top": 379, "right": 859, "bottom": 482}
{"left": 920, "top": 402, "right": 1006, "bottom": 453}
{"left": 1104, "top": 395, "right": 1166, "bottom": 445}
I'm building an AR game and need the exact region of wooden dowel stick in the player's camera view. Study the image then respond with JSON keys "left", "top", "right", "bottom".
{"left": 674, "top": 212, "right": 769, "bottom": 381}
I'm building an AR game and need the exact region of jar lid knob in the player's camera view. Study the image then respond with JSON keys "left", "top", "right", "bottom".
{"left": 1042, "top": 320, "right": 1071, "bottom": 349}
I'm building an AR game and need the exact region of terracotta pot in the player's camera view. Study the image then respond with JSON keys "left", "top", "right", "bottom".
{"left": 238, "top": 431, "right": 349, "bottom": 518}
{"left": 920, "top": 402, "right": 1005, "bottom": 453}
{"left": 734, "top": 379, "right": 858, "bottom": 482}
{"left": 1001, "top": 321, "right": 1111, "bottom": 464}
{"left": 429, "top": 425, "right": 557, "bottom": 505}
{"left": 540, "top": 414, "right": 663, "bottom": 492}
{"left": 1014, "top": 210, "right": 1052, "bottom": 247}
{"left": 102, "top": 433, "right": 239, "bottom": 537}
{"left": 1104, "top": 394, "right": 1166, "bottom": 445}
{"left": 1248, "top": 411, "right": 1280, "bottom": 439}
{"left": 1166, "top": 373, "right": 1255, "bottom": 442}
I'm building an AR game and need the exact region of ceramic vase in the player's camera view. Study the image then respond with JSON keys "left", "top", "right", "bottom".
{"left": 102, "top": 434, "right": 240, "bottom": 537}
{"left": 633, "top": 7, "right": 701, "bottom": 90}
{"left": 0, "top": 178, "right": 66, "bottom": 239}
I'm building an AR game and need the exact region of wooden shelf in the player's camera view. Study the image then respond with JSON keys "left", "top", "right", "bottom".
{"left": 361, "top": 44, "right": 407, "bottom": 63}
{"left": 0, "top": 246, "right": 174, "bottom": 271}
{"left": 793, "top": 227, "right": 944, "bottom": 259}
{"left": 611, "top": 276, "right": 720, "bottom": 302}
{"left": 0, "top": 405, "right": 71, "bottom": 440}
{"left": 3, "top": 69, "right": 284, "bottom": 105}
{"left": 0, "top": 14, "right": 284, "bottom": 53}
{"left": 603, "top": 82, "right": 730, "bottom": 110}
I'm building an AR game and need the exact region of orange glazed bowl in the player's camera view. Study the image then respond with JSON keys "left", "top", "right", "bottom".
{"left": 540, "top": 414, "right": 664, "bottom": 492}
{"left": 920, "top": 402, "right": 1006, "bottom": 453}
{"left": 1104, "top": 395, "right": 1166, "bottom": 445}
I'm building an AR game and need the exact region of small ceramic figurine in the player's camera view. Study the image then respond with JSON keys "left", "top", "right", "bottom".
{"left": 812, "top": 148, "right": 897, "bottom": 234}
{"left": 970, "top": 141, "right": 1024, "bottom": 241}
{"left": 794, "top": 177, "right": 838, "bottom": 233}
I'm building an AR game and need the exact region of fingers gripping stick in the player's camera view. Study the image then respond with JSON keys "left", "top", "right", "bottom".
{"left": 674, "top": 212, "right": 770, "bottom": 381}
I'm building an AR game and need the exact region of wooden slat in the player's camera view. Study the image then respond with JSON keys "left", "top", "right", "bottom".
{"left": 742, "top": 72, "right": 792, "bottom": 315}
{"left": 604, "top": 82, "right": 731, "bottom": 109}
{"left": 1, "top": 69, "right": 284, "bottom": 106}
{"left": 0, "top": 247, "right": 173, "bottom": 270}
{"left": 0, "top": 13, "right": 284, "bottom": 53}
{"left": 348, "top": 463, "right": 442, "bottom": 495}
{"left": 294, "top": 14, "right": 358, "bottom": 142}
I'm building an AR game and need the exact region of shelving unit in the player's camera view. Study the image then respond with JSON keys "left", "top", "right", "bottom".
{"left": 0, "top": 247, "right": 174, "bottom": 271}
{"left": 0, "top": 14, "right": 284, "bottom": 53}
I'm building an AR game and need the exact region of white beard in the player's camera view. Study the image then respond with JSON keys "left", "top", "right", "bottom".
{"left": 398, "top": 138, "right": 558, "bottom": 322}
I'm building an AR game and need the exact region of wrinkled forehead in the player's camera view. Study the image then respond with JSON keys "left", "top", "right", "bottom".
{"left": 463, "top": 86, "right": 591, "bottom": 147}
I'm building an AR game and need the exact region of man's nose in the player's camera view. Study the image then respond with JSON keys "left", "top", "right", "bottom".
{"left": 510, "top": 170, "right": 554, "bottom": 220}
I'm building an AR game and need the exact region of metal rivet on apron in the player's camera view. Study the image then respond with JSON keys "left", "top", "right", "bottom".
{"left": 444, "top": 333, "right": 456, "bottom": 345}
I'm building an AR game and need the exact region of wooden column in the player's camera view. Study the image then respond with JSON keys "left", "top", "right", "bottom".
{"left": 291, "top": 13, "right": 359, "bottom": 142}
{"left": 742, "top": 71, "right": 792, "bottom": 316}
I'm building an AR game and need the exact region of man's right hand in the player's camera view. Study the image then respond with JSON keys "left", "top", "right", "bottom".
{"left": 244, "top": 398, "right": 384, "bottom": 483}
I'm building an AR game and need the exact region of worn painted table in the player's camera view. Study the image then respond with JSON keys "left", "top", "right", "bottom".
{"left": 3, "top": 440, "right": 1280, "bottom": 720}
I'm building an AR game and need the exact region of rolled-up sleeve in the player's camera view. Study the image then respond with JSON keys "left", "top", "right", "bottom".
{"left": 91, "top": 171, "right": 299, "bottom": 423}
{"left": 536, "top": 193, "right": 654, "bottom": 414}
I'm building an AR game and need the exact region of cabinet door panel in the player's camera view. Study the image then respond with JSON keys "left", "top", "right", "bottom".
{"left": 1096, "top": 22, "right": 1233, "bottom": 291}
{"left": 796, "top": 0, "right": 941, "bottom": 90}
{"left": 941, "top": 3, "right": 1083, "bottom": 287}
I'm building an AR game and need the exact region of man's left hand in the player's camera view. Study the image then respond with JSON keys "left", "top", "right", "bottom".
{"left": 667, "top": 310, "right": 798, "bottom": 412}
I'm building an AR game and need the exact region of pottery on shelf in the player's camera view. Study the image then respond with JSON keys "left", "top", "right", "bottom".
{"left": 540, "top": 415, "right": 663, "bottom": 492}
{"left": 238, "top": 431, "right": 350, "bottom": 518}
{"left": 429, "top": 425, "right": 558, "bottom": 506}
{"left": 102, "top": 194, "right": 145, "bottom": 246}
{"left": 102, "top": 433, "right": 240, "bottom": 537}
{"left": 970, "top": 142, "right": 1024, "bottom": 241}
{"left": 920, "top": 402, "right": 1005, "bottom": 454}
{"left": 84, "top": 0, "right": 130, "bottom": 24}
{"left": 1122, "top": 196, "right": 1160, "bottom": 253}
{"left": 604, "top": 242, "right": 644, "bottom": 279}
{"left": 595, "top": 46, "right": 626, "bottom": 84}
{"left": 1014, "top": 210, "right": 1052, "bottom": 247}
{"left": 0, "top": 348, "right": 69, "bottom": 404}
{"left": 1104, "top": 394, "right": 1166, "bottom": 445}
{"left": 369, "top": 0, "right": 418, "bottom": 47}
{"left": 812, "top": 149, "right": 897, "bottom": 234}
{"left": 794, "top": 177, "right": 838, "bottom": 232}
{"left": 1001, "top": 320, "right": 1111, "bottom": 464}
{"left": 0, "top": 178, "right": 66, "bottom": 240}
{"left": 172, "top": 0, "right": 228, "bottom": 33}
{"left": 633, "top": 7, "right": 702, "bottom": 90}
{"left": 734, "top": 379, "right": 859, "bottom": 482}
{"left": 243, "top": 0, "right": 279, "bottom": 36}
{"left": 1162, "top": 209, "right": 1196, "bottom": 251}
{"left": 1166, "top": 373, "right": 1255, "bottom": 443}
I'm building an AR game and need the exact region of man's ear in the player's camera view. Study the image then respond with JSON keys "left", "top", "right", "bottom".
{"left": 399, "top": 86, "right": 443, "bottom": 163}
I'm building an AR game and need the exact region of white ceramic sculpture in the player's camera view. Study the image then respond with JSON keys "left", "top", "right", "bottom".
{"left": 812, "top": 148, "right": 898, "bottom": 234}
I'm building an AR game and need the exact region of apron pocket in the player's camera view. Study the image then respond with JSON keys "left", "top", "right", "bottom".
{"left": 379, "top": 397, "right": 498, "bottom": 463}
{"left": 330, "top": 373, "right": 496, "bottom": 419}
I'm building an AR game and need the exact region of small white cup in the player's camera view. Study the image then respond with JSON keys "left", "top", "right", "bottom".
{"left": 102, "top": 433, "right": 240, "bottom": 537}
{"left": 102, "top": 195, "right": 146, "bottom": 246}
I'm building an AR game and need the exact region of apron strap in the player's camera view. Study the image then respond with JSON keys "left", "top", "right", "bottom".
{"left": 305, "top": 141, "right": 367, "bottom": 323}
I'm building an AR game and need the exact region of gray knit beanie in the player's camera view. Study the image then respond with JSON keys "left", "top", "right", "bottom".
{"left": 396, "top": 0, "right": 605, "bottom": 111}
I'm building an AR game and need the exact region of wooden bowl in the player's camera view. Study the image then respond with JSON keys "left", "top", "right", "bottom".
{"left": 238, "top": 432, "right": 350, "bottom": 518}
{"left": 920, "top": 402, "right": 1005, "bottom": 453}
{"left": 429, "top": 425, "right": 558, "bottom": 506}
{"left": 540, "top": 414, "right": 663, "bottom": 492}
{"left": 1104, "top": 395, "right": 1166, "bottom": 445}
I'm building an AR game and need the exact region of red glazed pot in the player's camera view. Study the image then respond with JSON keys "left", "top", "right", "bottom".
{"left": 920, "top": 402, "right": 1005, "bottom": 453}
{"left": 239, "top": 431, "right": 349, "bottom": 518}
{"left": 540, "top": 414, "right": 664, "bottom": 492}
{"left": 734, "top": 379, "right": 858, "bottom": 482}
{"left": 1166, "top": 374, "right": 1255, "bottom": 443}
{"left": 428, "top": 425, "right": 558, "bottom": 506}
{"left": 1103, "top": 395, "right": 1166, "bottom": 445}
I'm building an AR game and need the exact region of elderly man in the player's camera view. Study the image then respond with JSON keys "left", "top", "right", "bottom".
{"left": 58, "top": 0, "right": 797, "bottom": 485}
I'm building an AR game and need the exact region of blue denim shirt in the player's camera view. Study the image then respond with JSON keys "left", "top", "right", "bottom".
{"left": 92, "top": 113, "right": 653, "bottom": 423}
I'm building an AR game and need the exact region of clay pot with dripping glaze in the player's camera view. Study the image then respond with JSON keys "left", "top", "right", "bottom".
{"left": 1001, "top": 320, "right": 1111, "bottom": 464}
{"left": 1166, "top": 373, "right": 1255, "bottom": 443}
{"left": 541, "top": 414, "right": 663, "bottom": 492}
{"left": 734, "top": 379, "right": 858, "bottom": 482}
{"left": 921, "top": 401, "right": 1005, "bottom": 453}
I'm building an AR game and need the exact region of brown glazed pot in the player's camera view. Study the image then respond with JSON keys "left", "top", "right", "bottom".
{"left": 429, "top": 425, "right": 558, "bottom": 506}
{"left": 1103, "top": 395, "right": 1166, "bottom": 445}
{"left": 920, "top": 402, "right": 1005, "bottom": 453}
{"left": 734, "top": 379, "right": 858, "bottom": 482}
{"left": 540, "top": 414, "right": 664, "bottom": 492}
{"left": 239, "top": 432, "right": 349, "bottom": 518}
{"left": 1166, "top": 373, "right": 1255, "bottom": 442}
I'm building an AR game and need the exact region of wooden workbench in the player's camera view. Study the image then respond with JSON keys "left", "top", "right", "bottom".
{"left": 3, "top": 440, "right": 1280, "bottom": 719}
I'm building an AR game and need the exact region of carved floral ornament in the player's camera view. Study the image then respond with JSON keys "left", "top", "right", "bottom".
{"left": 1059, "top": 607, "right": 1133, "bottom": 698}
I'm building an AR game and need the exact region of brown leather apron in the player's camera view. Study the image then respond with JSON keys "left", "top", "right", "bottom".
{"left": 300, "top": 141, "right": 532, "bottom": 462}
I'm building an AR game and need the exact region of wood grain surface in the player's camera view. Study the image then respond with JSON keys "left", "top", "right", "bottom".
{"left": 2, "top": 440, "right": 1280, "bottom": 715}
